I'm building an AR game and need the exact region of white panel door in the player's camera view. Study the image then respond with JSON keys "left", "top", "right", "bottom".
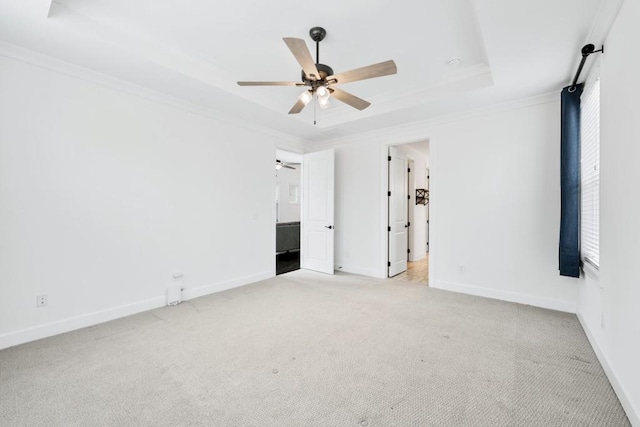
{"left": 388, "top": 147, "right": 408, "bottom": 277}
{"left": 302, "top": 149, "right": 335, "bottom": 274}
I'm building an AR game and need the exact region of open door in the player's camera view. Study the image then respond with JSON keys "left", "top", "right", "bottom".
{"left": 301, "top": 149, "right": 335, "bottom": 274}
{"left": 388, "top": 146, "right": 408, "bottom": 277}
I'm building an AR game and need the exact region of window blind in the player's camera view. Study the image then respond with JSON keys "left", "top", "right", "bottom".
{"left": 580, "top": 78, "right": 600, "bottom": 268}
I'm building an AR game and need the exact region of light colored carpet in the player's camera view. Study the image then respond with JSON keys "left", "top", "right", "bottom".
{"left": 0, "top": 270, "right": 629, "bottom": 426}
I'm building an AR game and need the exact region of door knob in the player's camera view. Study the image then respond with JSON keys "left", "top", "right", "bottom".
{"left": 325, "top": 225, "right": 333, "bottom": 229}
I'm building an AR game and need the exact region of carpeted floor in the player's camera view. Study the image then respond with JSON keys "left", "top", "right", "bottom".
{"left": 0, "top": 270, "right": 630, "bottom": 426}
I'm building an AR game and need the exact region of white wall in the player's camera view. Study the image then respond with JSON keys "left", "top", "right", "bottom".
{"left": 576, "top": 0, "right": 640, "bottom": 423}
{"left": 0, "top": 54, "right": 301, "bottom": 348}
{"left": 329, "top": 98, "right": 578, "bottom": 312}
{"left": 428, "top": 101, "right": 578, "bottom": 311}
{"left": 275, "top": 166, "right": 301, "bottom": 223}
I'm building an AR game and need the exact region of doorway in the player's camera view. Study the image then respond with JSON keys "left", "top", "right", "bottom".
{"left": 386, "top": 140, "right": 430, "bottom": 284}
{"left": 275, "top": 149, "right": 302, "bottom": 275}
{"left": 275, "top": 148, "right": 336, "bottom": 276}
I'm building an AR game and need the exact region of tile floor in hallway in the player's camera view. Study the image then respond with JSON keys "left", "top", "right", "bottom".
{"left": 393, "top": 254, "right": 429, "bottom": 284}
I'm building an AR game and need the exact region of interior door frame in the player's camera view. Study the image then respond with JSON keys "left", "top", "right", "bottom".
{"left": 273, "top": 148, "right": 304, "bottom": 277}
{"left": 407, "top": 159, "right": 415, "bottom": 261}
{"left": 380, "top": 138, "right": 435, "bottom": 282}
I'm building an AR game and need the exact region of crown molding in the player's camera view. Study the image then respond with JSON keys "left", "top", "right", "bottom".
{"left": 0, "top": 40, "right": 308, "bottom": 148}
{"left": 567, "top": 0, "right": 624, "bottom": 85}
{"left": 315, "top": 63, "right": 493, "bottom": 128}
{"left": 586, "top": 0, "right": 624, "bottom": 45}
{"left": 311, "top": 91, "right": 559, "bottom": 150}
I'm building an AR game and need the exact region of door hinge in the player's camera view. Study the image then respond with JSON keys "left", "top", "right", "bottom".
{"left": 407, "top": 248, "right": 411, "bottom": 253}
{"left": 408, "top": 222, "right": 411, "bottom": 227}
{"left": 388, "top": 226, "right": 391, "bottom": 232}
{"left": 387, "top": 261, "right": 391, "bottom": 267}
{"left": 427, "top": 220, "right": 429, "bottom": 224}
{"left": 408, "top": 167, "right": 411, "bottom": 173}
{"left": 388, "top": 191, "right": 391, "bottom": 197}
{"left": 388, "top": 156, "right": 392, "bottom": 161}
{"left": 407, "top": 194, "right": 410, "bottom": 200}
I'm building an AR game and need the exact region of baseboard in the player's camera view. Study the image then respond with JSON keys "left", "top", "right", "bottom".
{"left": 431, "top": 280, "right": 577, "bottom": 313}
{"left": 337, "top": 264, "right": 385, "bottom": 279}
{"left": 182, "top": 270, "right": 273, "bottom": 300}
{"left": 409, "top": 252, "right": 426, "bottom": 262}
{"left": 577, "top": 313, "right": 639, "bottom": 426}
{"left": 0, "top": 270, "right": 274, "bottom": 351}
{"left": 0, "top": 296, "right": 165, "bottom": 350}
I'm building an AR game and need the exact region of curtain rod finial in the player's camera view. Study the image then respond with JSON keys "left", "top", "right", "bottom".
{"left": 582, "top": 44, "right": 595, "bottom": 56}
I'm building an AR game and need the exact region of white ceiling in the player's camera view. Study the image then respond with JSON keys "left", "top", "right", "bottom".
{"left": 0, "top": 0, "right": 604, "bottom": 144}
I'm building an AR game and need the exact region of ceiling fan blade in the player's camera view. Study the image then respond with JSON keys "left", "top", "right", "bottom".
{"left": 329, "top": 87, "right": 371, "bottom": 110}
{"left": 329, "top": 60, "right": 397, "bottom": 85}
{"left": 237, "top": 81, "right": 302, "bottom": 86}
{"left": 283, "top": 37, "right": 320, "bottom": 81}
{"left": 288, "top": 99, "right": 307, "bottom": 114}
{"left": 282, "top": 165, "right": 296, "bottom": 169}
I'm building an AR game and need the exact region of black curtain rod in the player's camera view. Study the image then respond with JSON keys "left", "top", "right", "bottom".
{"left": 569, "top": 44, "right": 604, "bottom": 92}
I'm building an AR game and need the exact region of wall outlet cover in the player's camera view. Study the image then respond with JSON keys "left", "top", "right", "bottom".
{"left": 167, "top": 285, "right": 183, "bottom": 306}
{"left": 37, "top": 294, "right": 48, "bottom": 307}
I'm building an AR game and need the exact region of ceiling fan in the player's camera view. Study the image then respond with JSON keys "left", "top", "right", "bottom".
{"left": 238, "top": 27, "right": 397, "bottom": 115}
{"left": 275, "top": 159, "right": 296, "bottom": 170}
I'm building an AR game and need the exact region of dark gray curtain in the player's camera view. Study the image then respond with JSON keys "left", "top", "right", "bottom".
{"left": 559, "top": 84, "right": 583, "bottom": 278}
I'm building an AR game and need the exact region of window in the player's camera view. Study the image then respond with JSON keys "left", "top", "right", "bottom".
{"left": 580, "top": 77, "right": 600, "bottom": 268}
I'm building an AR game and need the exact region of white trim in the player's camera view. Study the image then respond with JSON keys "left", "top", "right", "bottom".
{"left": 337, "top": 264, "right": 385, "bottom": 279}
{"left": 0, "top": 41, "right": 307, "bottom": 148}
{"left": 41, "top": 0, "right": 54, "bottom": 17}
{"left": 577, "top": 313, "right": 640, "bottom": 426}
{"left": 316, "top": 64, "right": 493, "bottom": 127}
{"left": 431, "top": 280, "right": 577, "bottom": 313}
{"left": 410, "top": 252, "right": 427, "bottom": 263}
{"left": 381, "top": 137, "right": 435, "bottom": 281}
{"left": 0, "top": 271, "right": 273, "bottom": 350}
{"left": 585, "top": 0, "right": 625, "bottom": 49}
{"left": 312, "top": 92, "right": 559, "bottom": 150}
{"left": 0, "top": 296, "right": 165, "bottom": 350}
{"left": 182, "top": 271, "right": 273, "bottom": 300}
{"left": 582, "top": 259, "right": 600, "bottom": 280}
{"left": 381, "top": 144, "right": 391, "bottom": 278}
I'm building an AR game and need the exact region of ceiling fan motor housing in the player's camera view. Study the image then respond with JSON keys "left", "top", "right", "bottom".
{"left": 302, "top": 63, "right": 334, "bottom": 86}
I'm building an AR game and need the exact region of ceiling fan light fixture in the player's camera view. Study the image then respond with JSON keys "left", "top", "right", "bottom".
{"left": 299, "top": 90, "right": 313, "bottom": 105}
{"left": 318, "top": 96, "right": 330, "bottom": 109}
{"left": 316, "top": 86, "right": 330, "bottom": 100}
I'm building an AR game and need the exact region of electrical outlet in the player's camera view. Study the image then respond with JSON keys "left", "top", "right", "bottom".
{"left": 37, "top": 294, "right": 48, "bottom": 308}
